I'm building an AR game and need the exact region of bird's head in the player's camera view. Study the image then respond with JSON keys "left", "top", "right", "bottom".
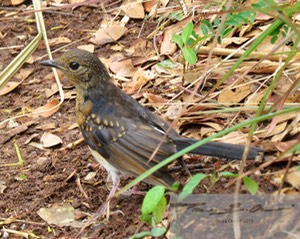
{"left": 40, "top": 49, "right": 110, "bottom": 89}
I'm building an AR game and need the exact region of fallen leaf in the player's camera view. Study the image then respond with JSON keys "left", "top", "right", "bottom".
{"left": 16, "top": 68, "right": 33, "bottom": 81}
{"left": 32, "top": 98, "right": 60, "bottom": 118}
{"left": 218, "top": 85, "right": 252, "bottom": 104}
{"left": 0, "top": 68, "right": 33, "bottom": 95}
{"left": 0, "top": 81, "right": 22, "bottom": 96}
{"left": 121, "top": 0, "right": 145, "bottom": 19}
{"left": 89, "top": 23, "right": 127, "bottom": 46}
{"left": 110, "top": 58, "right": 135, "bottom": 77}
{"left": 285, "top": 167, "right": 300, "bottom": 190}
{"left": 143, "top": 0, "right": 156, "bottom": 12}
{"left": 40, "top": 132, "right": 62, "bottom": 148}
{"left": 274, "top": 140, "right": 299, "bottom": 153}
{"left": 37, "top": 203, "right": 84, "bottom": 228}
{"left": 221, "top": 37, "right": 249, "bottom": 47}
{"left": 0, "top": 181, "right": 7, "bottom": 193}
{"left": 48, "top": 37, "right": 72, "bottom": 46}
{"left": 45, "top": 83, "right": 58, "bottom": 98}
{"left": 10, "top": 0, "right": 25, "bottom": 5}
{"left": 165, "top": 103, "right": 183, "bottom": 120}
{"left": 84, "top": 172, "right": 97, "bottom": 181}
{"left": 77, "top": 44, "right": 95, "bottom": 53}
{"left": 124, "top": 67, "right": 149, "bottom": 93}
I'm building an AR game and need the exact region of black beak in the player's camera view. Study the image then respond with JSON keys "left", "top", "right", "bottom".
{"left": 40, "top": 59, "right": 57, "bottom": 67}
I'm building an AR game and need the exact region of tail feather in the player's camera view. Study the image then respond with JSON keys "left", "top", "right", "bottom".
{"left": 174, "top": 138, "right": 263, "bottom": 160}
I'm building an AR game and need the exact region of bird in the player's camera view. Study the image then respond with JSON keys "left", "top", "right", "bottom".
{"left": 40, "top": 49, "right": 262, "bottom": 199}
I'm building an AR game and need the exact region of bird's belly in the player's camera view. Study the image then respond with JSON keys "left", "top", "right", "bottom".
{"left": 89, "top": 147, "right": 119, "bottom": 185}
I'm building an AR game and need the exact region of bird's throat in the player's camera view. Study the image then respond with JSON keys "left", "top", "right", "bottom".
{"left": 75, "top": 87, "right": 93, "bottom": 126}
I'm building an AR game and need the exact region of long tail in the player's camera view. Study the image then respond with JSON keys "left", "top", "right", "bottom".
{"left": 174, "top": 138, "right": 263, "bottom": 160}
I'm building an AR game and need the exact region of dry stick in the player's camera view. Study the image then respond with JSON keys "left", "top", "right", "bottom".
{"left": 277, "top": 152, "right": 296, "bottom": 194}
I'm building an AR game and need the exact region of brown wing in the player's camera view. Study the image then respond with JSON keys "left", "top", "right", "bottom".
{"left": 80, "top": 115, "right": 176, "bottom": 188}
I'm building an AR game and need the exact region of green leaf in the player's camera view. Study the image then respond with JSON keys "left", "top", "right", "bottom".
{"left": 271, "top": 35, "right": 278, "bottom": 44}
{"left": 182, "top": 47, "right": 197, "bottom": 65}
{"left": 153, "top": 195, "right": 167, "bottom": 223}
{"left": 172, "top": 34, "right": 183, "bottom": 48}
{"left": 222, "top": 28, "right": 234, "bottom": 37}
{"left": 169, "top": 11, "right": 184, "bottom": 21}
{"left": 128, "top": 231, "right": 151, "bottom": 239}
{"left": 139, "top": 213, "right": 152, "bottom": 224}
{"left": 178, "top": 173, "right": 206, "bottom": 202}
{"left": 151, "top": 227, "right": 166, "bottom": 237}
{"left": 220, "top": 171, "right": 239, "bottom": 177}
{"left": 141, "top": 186, "right": 165, "bottom": 215}
{"left": 225, "top": 19, "right": 240, "bottom": 27}
{"left": 182, "top": 22, "right": 194, "bottom": 45}
{"left": 296, "top": 166, "right": 300, "bottom": 172}
{"left": 243, "top": 176, "right": 258, "bottom": 195}
{"left": 156, "top": 59, "right": 177, "bottom": 69}
{"left": 210, "top": 173, "right": 218, "bottom": 185}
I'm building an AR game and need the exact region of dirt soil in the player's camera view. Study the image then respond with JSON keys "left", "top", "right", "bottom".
{"left": 0, "top": 1, "right": 294, "bottom": 239}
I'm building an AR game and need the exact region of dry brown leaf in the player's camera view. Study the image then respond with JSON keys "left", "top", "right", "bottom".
{"left": 25, "top": 55, "right": 34, "bottom": 64}
{"left": 218, "top": 131, "right": 249, "bottom": 145}
{"left": 40, "top": 132, "right": 62, "bottom": 148}
{"left": 45, "top": 83, "right": 59, "bottom": 98}
{"left": 143, "top": 93, "right": 167, "bottom": 107}
{"left": 201, "top": 122, "right": 223, "bottom": 131}
{"left": 256, "top": 36, "right": 290, "bottom": 53}
{"left": 110, "top": 58, "right": 135, "bottom": 77}
{"left": 77, "top": 44, "right": 95, "bottom": 53}
{"left": 200, "top": 127, "right": 215, "bottom": 137}
{"left": 24, "top": 133, "right": 39, "bottom": 145}
{"left": 285, "top": 167, "right": 300, "bottom": 190}
{"left": 48, "top": 37, "right": 72, "bottom": 46}
{"left": 165, "top": 103, "right": 183, "bottom": 120}
{"left": 10, "top": 0, "right": 25, "bottom": 5}
{"left": 218, "top": 85, "right": 252, "bottom": 103}
{"left": 89, "top": 24, "right": 127, "bottom": 46}
{"left": 0, "top": 81, "right": 22, "bottom": 95}
{"left": 121, "top": 0, "right": 145, "bottom": 19}
{"left": 0, "top": 68, "right": 34, "bottom": 95}
{"left": 36, "top": 122, "right": 57, "bottom": 131}
{"left": 37, "top": 203, "right": 84, "bottom": 228}
{"left": 32, "top": 98, "right": 60, "bottom": 118}
{"left": 143, "top": 0, "right": 156, "bottom": 12}
{"left": 124, "top": 68, "right": 148, "bottom": 93}
{"left": 16, "top": 68, "right": 33, "bottom": 80}
{"left": 0, "top": 181, "right": 7, "bottom": 193}
{"left": 273, "top": 139, "right": 299, "bottom": 153}
{"left": 220, "top": 37, "right": 249, "bottom": 47}
{"left": 245, "top": 88, "right": 266, "bottom": 105}
{"left": 69, "top": 0, "right": 86, "bottom": 3}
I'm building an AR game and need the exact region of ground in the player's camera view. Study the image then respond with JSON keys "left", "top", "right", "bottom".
{"left": 0, "top": 1, "right": 299, "bottom": 239}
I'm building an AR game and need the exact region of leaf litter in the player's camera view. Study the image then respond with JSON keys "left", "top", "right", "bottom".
{"left": 0, "top": 0, "right": 299, "bottom": 238}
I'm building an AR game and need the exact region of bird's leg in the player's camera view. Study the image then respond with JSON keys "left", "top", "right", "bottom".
{"left": 96, "top": 176, "right": 120, "bottom": 219}
{"left": 76, "top": 177, "right": 121, "bottom": 237}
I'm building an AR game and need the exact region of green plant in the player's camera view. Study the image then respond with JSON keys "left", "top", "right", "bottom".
{"left": 129, "top": 186, "right": 167, "bottom": 238}
{"left": 220, "top": 172, "right": 259, "bottom": 195}
{"left": 172, "top": 22, "right": 198, "bottom": 65}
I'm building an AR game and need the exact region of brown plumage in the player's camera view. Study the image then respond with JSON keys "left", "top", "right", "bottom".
{"left": 40, "top": 49, "right": 263, "bottom": 193}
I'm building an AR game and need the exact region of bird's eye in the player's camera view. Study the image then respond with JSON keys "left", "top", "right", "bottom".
{"left": 69, "top": 62, "right": 80, "bottom": 71}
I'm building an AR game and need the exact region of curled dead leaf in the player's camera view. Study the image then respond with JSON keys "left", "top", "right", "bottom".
{"left": 32, "top": 98, "right": 60, "bottom": 118}
{"left": 40, "top": 132, "right": 62, "bottom": 148}
{"left": 121, "top": 0, "right": 145, "bottom": 19}
{"left": 0, "top": 81, "right": 22, "bottom": 96}
{"left": 89, "top": 25, "right": 127, "bottom": 46}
